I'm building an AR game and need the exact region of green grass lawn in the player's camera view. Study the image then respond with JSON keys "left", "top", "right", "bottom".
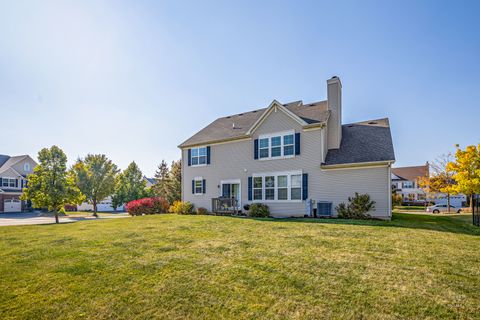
{"left": 1, "top": 213, "right": 479, "bottom": 319}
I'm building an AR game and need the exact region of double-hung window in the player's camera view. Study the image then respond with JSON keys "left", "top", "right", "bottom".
{"left": 191, "top": 147, "right": 207, "bottom": 166}
{"left": 259, "top": 138, "right": 269, "bottom": 158}
{"left": 253, "top": 177, "right": 263, "bottom": 200}
{"left": 252, "top": 171, "right": 302, "bottom": 202}
{"left": 258, "top": 131, "right": 295, "bottom": 159}
{"left": 194, "top": 178, "right": 203, "bottom": 194}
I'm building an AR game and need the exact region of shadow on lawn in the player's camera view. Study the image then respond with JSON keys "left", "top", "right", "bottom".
{"left": 237, "top": 213, "right": 480, "bottom": 236}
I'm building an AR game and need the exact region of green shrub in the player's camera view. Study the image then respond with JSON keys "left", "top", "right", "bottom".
{"left": 249, "top": 203, "right": 270, "bottom": 217}
{"left": 196, "top": 207, "right": 208, "bottom": 215}
{"left": 392, "top": 193, "right": 402, "bottom": 207}
{"left": 169, "top": 201, "right": 194, "bottom": 214}
{"left": 336, "top": 193, "right": 375, "bottom": 219}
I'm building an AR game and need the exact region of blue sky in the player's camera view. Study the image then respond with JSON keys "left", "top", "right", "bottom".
{"left": 1, "top": 0, "right": 479, "bottom": 176}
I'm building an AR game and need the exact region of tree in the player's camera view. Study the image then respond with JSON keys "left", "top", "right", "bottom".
{"left": 165, "top": 159, "right": 182, "bottom": 203}
{"left": 112, "top": 161, "right": 147, "bottom": 209}
{"left": 73, "top": 154, "right": 118, "bottom": 217}
{"left": 447, "top": 144, "right": 480, "bottom": 219}
{"left": 20, "top": 146, "right": 84, "bottom": 223}
{"left": 418, "top": 154, "right": 457, "bottom": 212}
{"left": 152, "top": 160, "right": 169, "bottom": 197}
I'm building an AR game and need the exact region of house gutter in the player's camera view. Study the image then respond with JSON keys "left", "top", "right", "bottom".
{"left": 320, "top": 160, "right": 395, "bottom": 170}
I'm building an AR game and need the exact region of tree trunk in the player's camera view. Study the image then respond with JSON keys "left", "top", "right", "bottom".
{"left": 471, "top": 194, "right": 474, "bottom": 224}
{"left": 447, "top": 193, "right": 451, "bottom": 213}
{"left": 54, "top": 210, "right": 59, "bottom": 224}
{"left": 93, "top": 200, "right": 98, "bottom": 218}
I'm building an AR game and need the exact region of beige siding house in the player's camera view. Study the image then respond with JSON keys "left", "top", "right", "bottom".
{"left": 0, "top": 154, "right": 37, "bottom": 212}
{"left": 179, "top": 76, "right": 395, "bottom": 219}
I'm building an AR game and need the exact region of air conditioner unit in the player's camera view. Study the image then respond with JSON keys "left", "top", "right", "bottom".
{"left": 317, "top": 201, "right": 332, "bottom": 216}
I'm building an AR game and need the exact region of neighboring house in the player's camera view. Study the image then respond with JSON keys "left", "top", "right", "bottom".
{"left": 0, "top": 154, "right": 38, "bottom": 213}
{"left": 179, "top": 76, "right": 396, "bottom": 219}
{"left": 77, "top": 196, "right": 124, "bottom": 212}
{"left": 391, "top": 164, "right": 429, "bottom": 204}
{"left": 391, "top": 164, "right": 467, "bottom": 207}
{"left": 144, "top": 177, "right": 156, "bottom": 188}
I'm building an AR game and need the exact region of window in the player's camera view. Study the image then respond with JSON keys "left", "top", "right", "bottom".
{"left": 290, "top": 174, "right": 302, "bottom": 200}
{"left": 252, "top": 171, "right": 302, "bottom": 202}
{"left": 259, "top": 138, "right": 269, "bottom": 158}
{"left": 258, "top": 131, "right": 295, "bottom": 160}
{"left": 277, "top": 175, "right": 288, "bottom": 200}
{"left": 271, "top": 137, "right": 281, "bottom": 157}
{"left": 265, "top": 176, "right": 275, "bottom": 200}
{"left": 2, "top": 178, "right": 16, "bottom": 188}
{"left": 194, "top": 178, "right": 203, "bottom": 194}
{"left": 191, "top": 147, "right": 207, "bottom": 166}
{"left": 253, "top": 177, "right": 263, "bottom": 200}
{"left": 283, "top": 134, "right": 294, "bottom": 156}
{"left": 403, "top": 181, "right": 414, "bottom": 189}
{"left": 24, "top": 163, "right": 31, "bottom": 172}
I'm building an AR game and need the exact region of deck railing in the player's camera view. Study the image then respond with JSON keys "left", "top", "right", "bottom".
{"left": 211, "top": 197, "right": 240, "bottom": 215}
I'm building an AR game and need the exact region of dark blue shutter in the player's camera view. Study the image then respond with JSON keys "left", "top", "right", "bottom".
{"left": 248, "top": 177, "right": 253, "bottom": 201}
{"left": 254, "top": 139, "right": 259, "bottom": 159}
{"left": 202, "top": 179, "right": 206, "bottom": 193}
{"left": 0, "top": 178, "right": 3, "bottom": 186}
{"left": 21, "top": 180, "right": 24, "bottom": 188}
{"left": 206, "top": 146, "right": 211, "bottom": 164}
{"left": 187, "top": 149, "right": 192, "bottom": 166}
{"left": 191, "top": 180, "right": 195, "bottom": 194}
{"left": 295, "top": 133, "right": 301, "bottom": 155}
{"left": 15, "top": 179, "right": 18, "bottom": 188}
{"left": 302, "top": 173, "right": 308, "bottom": 200}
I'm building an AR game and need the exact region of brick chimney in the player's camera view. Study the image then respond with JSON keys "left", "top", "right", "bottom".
{"left": 327, "top": 76, "right": 342, "bottom": 149}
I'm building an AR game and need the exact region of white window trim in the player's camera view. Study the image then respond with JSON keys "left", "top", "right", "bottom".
{"left": 194, "top": 176, "right": 204, "bottom": 195}
{"left": 258, "top": 130, "right": 295, "bottom": 161}
{"left": 252, "top": 170, "right": 302, "bottom": 202}
{"left": 1, "top": 177, "right": 17, "bottom": 188}
{"left": 24, "top": 163, "right": 31, "bottom": 172}
{"left": 190, "top": 147, "right": 208, "bottom": 167}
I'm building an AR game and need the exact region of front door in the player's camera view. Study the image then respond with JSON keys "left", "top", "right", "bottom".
{"left": 221, "top": 180, "right": 241, "bottom": 208}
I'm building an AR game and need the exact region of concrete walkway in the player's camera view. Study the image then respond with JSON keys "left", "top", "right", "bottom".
{"left": 0, "top": 212, "right": 129, "bottom": 227}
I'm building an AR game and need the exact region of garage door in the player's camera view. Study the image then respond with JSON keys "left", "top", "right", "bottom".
{"left": 4, "top": 199, "right": 21, "bottom": 212}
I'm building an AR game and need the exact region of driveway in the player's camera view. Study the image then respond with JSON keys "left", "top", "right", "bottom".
{"left": 0, "top": 212, "right": 128, "bottom": 227}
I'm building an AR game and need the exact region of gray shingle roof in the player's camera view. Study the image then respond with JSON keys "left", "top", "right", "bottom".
{"left": 323, "top": 118, "right": 395, "bottom": 166}
{"left": 0, "top": 155, "right": 10, "bottom": 167}
{"left": 392, "top": 165, "right": 428, "bottom": 181}
{"left": 0, "top": 155, "right": 28, "bottom": 174}
{"left": 179, "top": 100, "right": 329, "bottom": 147}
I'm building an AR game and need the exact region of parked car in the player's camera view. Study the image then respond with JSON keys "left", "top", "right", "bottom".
{"left": 426, "top": 204, "right": 462, "bottom": 214}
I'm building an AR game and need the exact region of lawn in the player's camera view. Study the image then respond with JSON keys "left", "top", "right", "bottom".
{"left": 0, "top": 213, "right": 479, "bottom": 319}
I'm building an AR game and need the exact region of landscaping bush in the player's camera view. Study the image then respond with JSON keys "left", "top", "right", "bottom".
{"left": 125, "top": 197, "right": 170, "bottom": 216}
{"left": 196, "top": 207, "right": 208, "bottom": 215}
{"left": 249, "top": 203, "right": 270, "bottom": 217}
{"left": 169, "top": 201, "right": 194, "bottom": 214}
{"left": 336, "top": 193, "right": 375, "bottom": 219}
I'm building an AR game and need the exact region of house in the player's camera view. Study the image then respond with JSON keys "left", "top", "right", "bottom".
{"left": 0, "top": 154, "right": 38, "bottom": 213}
{"left": 144, "top": 177, "right": 156, "bottom": 188}
{"left": 179, "top": 76, "right": 396, "bottom": 219}
{"left": 392, "top": 164, "right": 466, "bottom": 207}
{"left": 77, "top": 196, "right": 124, "bottom": 212}
{"left": 391, "top": 164, "right": 429, "bottom": 204}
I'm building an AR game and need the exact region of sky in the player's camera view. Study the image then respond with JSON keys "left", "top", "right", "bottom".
{"left": 1, "top": 0, "right": 479, "bottom": 176}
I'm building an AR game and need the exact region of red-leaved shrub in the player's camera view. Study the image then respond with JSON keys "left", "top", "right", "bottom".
{"left": 125, "top": 197, "right": 169, "bottom": 216}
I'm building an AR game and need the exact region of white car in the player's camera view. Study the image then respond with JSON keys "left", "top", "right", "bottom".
{"left": 426, "top": 204, "right": 463, "bottom": 214}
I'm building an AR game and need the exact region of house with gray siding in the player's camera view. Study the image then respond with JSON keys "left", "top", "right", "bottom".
{"left": 179, "top": 76, "right": 395, "bottom": 219}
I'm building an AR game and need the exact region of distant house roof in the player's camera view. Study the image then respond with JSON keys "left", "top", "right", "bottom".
{"left": 145, "top": 178, "right": 156, "bottom": 185}
{"left": 0, "top": 155, "right": 10, "bottom": 167}
{"left": 179, "top": 100, "right": 330, "bottom": 148}
{"left": 0, "top": 155, "right": 29, "bottom": 175}
{"left": 323, "top": 118, "right": 395, "bottom": 167}
{"left": 392, "top": 165, "right": 429, "bottom": 181}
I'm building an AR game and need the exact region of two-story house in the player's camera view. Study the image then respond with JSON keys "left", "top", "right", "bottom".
{"left": 0, "top": 154, "right": 38, "bottom": 213}
{"left": 392, "top": 164, "right": 466, "bottom": 207}
{"left": 179, "top": 76, "right": 395, "bottom": 219}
